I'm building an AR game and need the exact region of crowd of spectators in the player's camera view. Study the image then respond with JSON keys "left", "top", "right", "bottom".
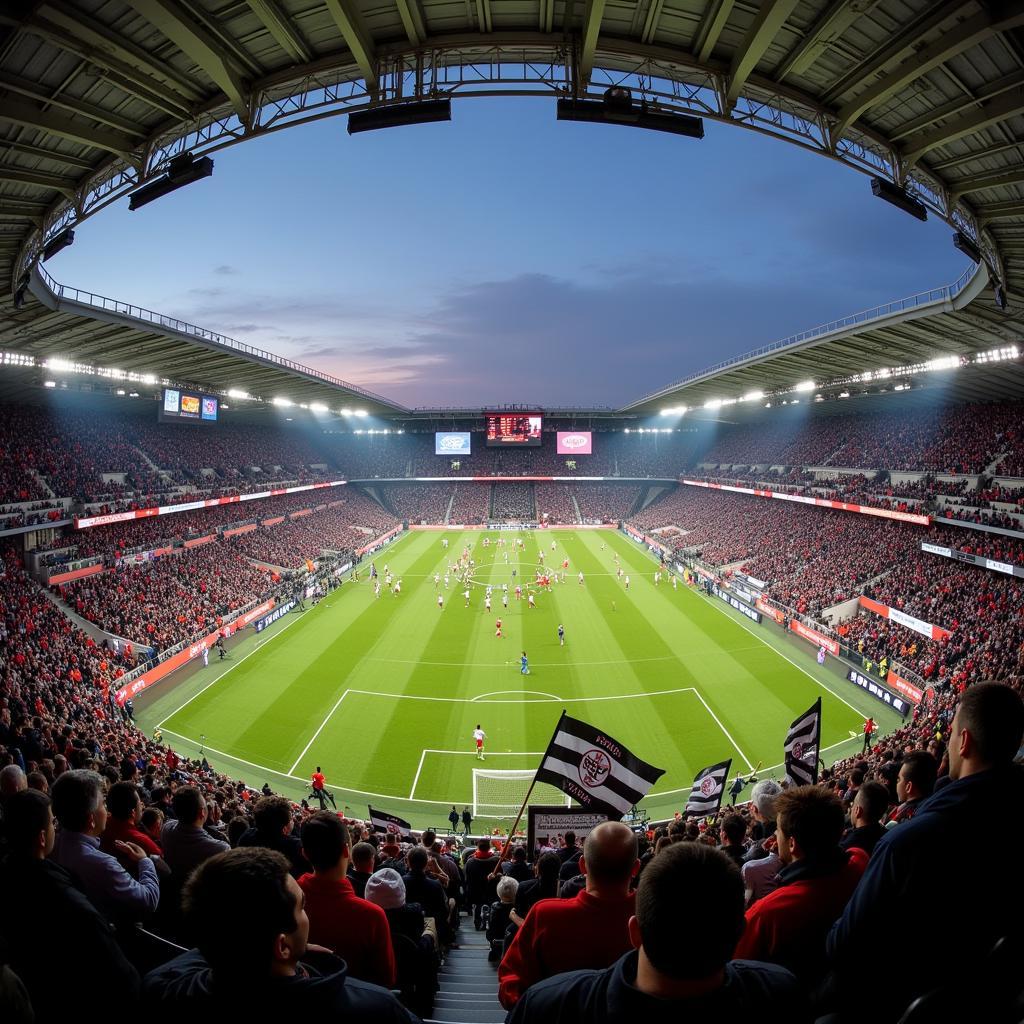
{"left": 534, "top": 485, "right": 577, "bottom": 524}
{"left": 60, "top": 546, "right": 272, "bottom": 651}
{"left": 447, "top": 485, "right": 489, "bottom": 525}
{"left": 572, "top": 485, "right": 640, "bottom": 523}
{"left": 378, "top": 485, "right": 453, "bottom": 524}
{"left": 491, "top": 483, "right": 535, "bottom": 520}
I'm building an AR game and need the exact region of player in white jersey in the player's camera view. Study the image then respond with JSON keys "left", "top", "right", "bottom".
{"left": 625, "top": 575, "right": 630, "bottom": 590}
{"left": 374, "top": 581, "right": 381, "bottom": 599}
{"left": 444, "top": 574, "right": 449, "bottom": 589}
{"left": 551, "top": 540, "right": 556, "bottom": 551}
{"left": 672, "top": 574, "right": 678, "bottom": 590}
{"left": 527, "top": 592, "right": 536, "bottom": 609}
{"left": 473, "top": 725, "right": 487, "bottom": 760}
{"left": 485, "top": 595, "right": 491, "bottom": 612}
{"left": 393, "top": 579, "right": 401, "bottom": 595}
{"left": 578, "top": 571, "right": 584, "bottom": 586}
{"left": 654, "top": 571, "right": 661, "bottom": 586}
{"left": 437, "top": 593, "right": 444, "bottom": 609}
{"left": 464, "top": 589, "right": 471, "bottom": 607}
{"left": 434, "top": 573, "right": 440, "bottom": 588}
{"left": 502, "top": 590, "right": 508, "bottom": 609}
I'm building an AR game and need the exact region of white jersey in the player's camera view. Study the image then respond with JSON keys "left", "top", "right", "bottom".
{"left": 528, "top": 594, "right": 535, "bottom": 606}
{"left": 485, "top": 597, "right": 491, "bottom": 611}
{"left": 578, "top": 572, "right": 584, "bottom": 584}
{"left": 437, "top": 594, "right": 444, "bottom": 608}
{"left": 473, "top": 728, "right": 486, "bottom": 743}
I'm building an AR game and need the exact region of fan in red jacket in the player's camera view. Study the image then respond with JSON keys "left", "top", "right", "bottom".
{"left": 498, "top": 821, "right": 639, "bottom": 1009}
{"left": 735, "top": 785, "right": 867, "bottom": 984}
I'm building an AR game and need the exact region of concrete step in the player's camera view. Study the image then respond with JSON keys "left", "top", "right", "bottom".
{"left": 427, "top": 1010, "right": 506, "bottom": 1024}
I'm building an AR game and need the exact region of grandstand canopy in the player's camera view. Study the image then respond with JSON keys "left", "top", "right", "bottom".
{"left": 0, "top": 0, "right": 1022, "bottom": 412}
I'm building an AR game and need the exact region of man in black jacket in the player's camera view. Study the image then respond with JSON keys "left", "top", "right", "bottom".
{"left": 828, "top": 682, "right": 1024, "bottom": 1020}
{"left": 507, "top": 843, "right": 807, "bottom": 1023}
{"left": 0, "top": 790, "right": 140, "bottom": 1019}
{"left": 464, "top": 837, "right": 499, "bottom": 930}
{"left": 237, "top": 796, "right": 311, "bottom": 878}
{"left": 143, "top": 848, "right": 419, "bottom": 1024}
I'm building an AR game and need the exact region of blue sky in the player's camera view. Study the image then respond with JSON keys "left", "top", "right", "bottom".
{"left": 51, "top": 98, "right": 967, "bottom": 408}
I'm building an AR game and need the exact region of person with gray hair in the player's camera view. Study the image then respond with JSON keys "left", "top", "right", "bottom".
{"left": 741, "top": 778, "right": 783, "bottom": 907}
{"left": 487, "top": 875, "right": 519, "bottom": 961}
{"left": 50, "top": 769, "right": 160, "bottom": 921}
{"left": 0, "top": 763, "right": 27, "bottom": 798}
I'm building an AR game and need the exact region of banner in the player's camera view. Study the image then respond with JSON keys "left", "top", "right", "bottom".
{"left": 556, "top": 431, "right": 593, "bottom": 455}
{"left": 368, "top": 805, "right": 412, "bottom": 838}
{"left": 713, "top": 584, "right": 762, "bottom": 623}
{"left": 886, "top": 669, "right": 924, "bottom": 705}
{"left": 254, "top": 600, "right": 295, "bottom": 633}
{"left": 112, "top": 598, "right": 275, "bottom": 705}
{"left": 847, "top": 669, "right": 911, "bottom": 716}
{"left": 784, "top": 699, "right": 821, "bottom": 786}
{"left": 921, "top": 540, "right": 1023, "bottom": 578}
{"left": 858, "top": 596, "right": 951, "bottom": 641}
{"left": 527, "top": 807, "right": 608, "bottom": 858}
{"left": 789, "top": 619, "right": 840, "bottom": 657}
{"left": 681, "top": 478, "right": 931, "bottom": 526}
{"left": 435, "top": 431, "right": 472, "bottom": 455}
{"left": 75, "top": 480, "right": 347, "bottom": 529}
{"left": 49, "top": 562, "right": 104, "bottom": 586}
{"left": 756, "top": 596, "right": 786, "bottom": 625}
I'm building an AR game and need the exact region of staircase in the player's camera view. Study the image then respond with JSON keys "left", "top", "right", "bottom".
{"left": 429, "top": 931, "right": 503, "bottom": 1024}
{"left": 444, "top": 488, "right": 456, "bottom": 525}
{"left": 569, "top": 489, "right": 582, "bottom": 524}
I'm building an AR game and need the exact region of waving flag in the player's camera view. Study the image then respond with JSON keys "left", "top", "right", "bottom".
{"left": 684, "top": 758, "right": 732, "bottom": 817}
{"left": 535, "top": 711, "right": 665, "bottom": 817}
{"left": 368, "top": 805, "right": 412, "bottom": 838}
{"left": 784, "top": 699, "right": 821, "bottom": 786}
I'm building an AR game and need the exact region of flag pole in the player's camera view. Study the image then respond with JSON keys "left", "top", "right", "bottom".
{"left": 493, "top": 709, "right": 566, "bottom": 871}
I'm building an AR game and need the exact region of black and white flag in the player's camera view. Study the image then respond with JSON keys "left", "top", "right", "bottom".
{"left": 784, "top": 698, "right": 821, "bottom": 786}
{"left": 535, "top": 712, "right": 666, "bottom": 817}
{"left": 684, "top": 758, "right": 732, "bottom": 817}
{"left": 368, "top": 805, "right": 412, "bottom": 838}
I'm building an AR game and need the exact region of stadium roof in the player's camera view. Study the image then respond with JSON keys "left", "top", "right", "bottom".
{"left": 0, "top": 0, "right": 1022, "bottom": 412}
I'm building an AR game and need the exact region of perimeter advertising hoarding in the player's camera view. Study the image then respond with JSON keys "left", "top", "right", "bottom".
{"left": 556, "top": 431, "right": 593, "bottom": 455}
{"left": 435, "top": 432, "right": 472, "bottom": 455}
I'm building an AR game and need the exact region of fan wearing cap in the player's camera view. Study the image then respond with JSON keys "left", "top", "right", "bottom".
{"left": 365, "top": 868, "right": 434, "bottom": 953}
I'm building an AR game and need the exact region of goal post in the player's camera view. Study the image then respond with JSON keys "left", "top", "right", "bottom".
{"left": 472, "top": 769, "right": 571, "bottom": 817}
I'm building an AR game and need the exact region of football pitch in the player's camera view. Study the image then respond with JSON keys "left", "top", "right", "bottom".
{"left": 137, "top": 528, "right": 898, "bottom": 827}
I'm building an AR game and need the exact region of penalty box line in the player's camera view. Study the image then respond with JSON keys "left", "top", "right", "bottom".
{"left": 409, "top": 749, "right": 547, "bottom": 800}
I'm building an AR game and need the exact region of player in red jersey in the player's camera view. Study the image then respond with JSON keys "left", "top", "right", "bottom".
{"left": 495, "top": 617, "right": 503, "bottom": 638}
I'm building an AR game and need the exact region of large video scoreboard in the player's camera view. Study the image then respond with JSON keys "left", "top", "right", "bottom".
{"left": 485, "top": 413, "right": 542, "bottom": 446}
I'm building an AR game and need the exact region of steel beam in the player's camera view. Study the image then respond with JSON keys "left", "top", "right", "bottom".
{"left": 775, "top": 0, "right": 869, "bottom": 82}
{"left": 475, "top": 0, "right": 493, "bottom": 34}
{"left": 0, "top": 166, "right": 77, "bottom": 195}
{"left": 393, "top": 0, "right": 426, "bottom": 47}
{"left": 323, "top": 0, "right": 378, "bottom": 94}
{"left": 0, "top": 98, "right": 137, "bottom": 158}
{"left": 952, "top": 168, "right": 1024, "bottom": 198}
{"left": 725, "top": 0, "right": 799, "bottom": 108}
{"left": 977, "top": 201, "right": 1024, "bottom": 223}
{"left": 244, "top": 0, "right": 312, "bottom": 63}
{"left": 903, "top": 88, "right": 1024, "bottom": 166}
{"left": 578, "top": 0, "right": 606, "bottom": 85}
{"left": 821, "top": 0, "right": 968, "bottom": 106}
{"left": 693, "top": 0, "right": 733, "bottom": 65}
{"left": 0, "top": 140, "right": 94, "bottom": 170}
{"left": 892, "top": 70, "right": 1024, "bottom": 141}
{"left": 834, "top": 7, "right": 1024, "bottom": 135}
{"left": 130, "top": 0, "right": 252, "bottom": 123}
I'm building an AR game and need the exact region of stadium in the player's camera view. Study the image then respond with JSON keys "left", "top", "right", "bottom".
{"left": 1, "top": 2, "right": 1022, "bottom": 1022}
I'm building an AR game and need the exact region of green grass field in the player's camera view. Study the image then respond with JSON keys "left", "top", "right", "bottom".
{"left": 137, "top": 528, "right": 899, "bottom": 828}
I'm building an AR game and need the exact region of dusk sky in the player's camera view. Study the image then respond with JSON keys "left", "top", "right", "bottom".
{"left": 51, "top": 98, "right": 968, "bottom": 408}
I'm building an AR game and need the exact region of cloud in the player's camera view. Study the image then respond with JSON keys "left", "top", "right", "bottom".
{"left": 214, "top": 264, "right": 237, "bottom": 275}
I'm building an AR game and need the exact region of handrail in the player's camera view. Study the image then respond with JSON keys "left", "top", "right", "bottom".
{"left": 33, "top": 264, "right": 404, "bottom": 410}
{"left": 634, "top": 262, "right": 979, "bottom": 400}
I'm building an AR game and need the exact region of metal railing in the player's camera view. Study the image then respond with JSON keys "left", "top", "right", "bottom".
{"left": 33, "top": 264, "right": 405, "bottom": 410}
{"left": 634, "top": 262, "right": 980, "bottom": 401}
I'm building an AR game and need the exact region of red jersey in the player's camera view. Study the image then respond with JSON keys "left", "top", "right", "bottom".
{"left": 311, "top": 772, "right": 326, "bottom": 791}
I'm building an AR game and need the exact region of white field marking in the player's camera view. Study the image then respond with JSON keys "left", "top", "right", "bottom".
{"left": 158, "top": 604, "right": 308, "bottom": 728}
{"left": 341, "top": 686, "right": 696, "bottom": 704}
{"left": 159, "top": 729, "right": 460, "bottom": 806}
{"left": 365, "top": 649, "right": 760, "bottom": 670}
{"left": 645, "top": 734, "right": 861, "bottom": 799}
{"left": 689, "top": 690, "right": 755, "bottom": 773}
{"left": 287, "top": 688, "right": 352, "bottom": 775}
{"left": 472, "top": 690, "right": 562, "bottom": 701}
{"left": 408, "top": 748, "right": 547, "bottom": 798}
{"left": 678, "top": 584, "right": 868, "bottom": 719}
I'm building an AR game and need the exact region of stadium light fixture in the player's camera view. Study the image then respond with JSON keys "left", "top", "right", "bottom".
{"left": 839, "top": 391, "right": 850, "bottom": 398}
{"left": 340, "top": 407, "right": 352, "bottom": 416}
{"left": 42, "top": 228, "right": 74, "bottom": 262}
{"left": 557, "top": 88, "right": 704, "bottom": 139}
{"left": 227, "top": 389, "right": 251, "bottom": 400}
{"left": 794, "top": 380, "right": 816, "bottom": 392}
{"left": 869, "top": 177, "right": 927, "bottom": 222}
{"left": 704, "top": 398, "right": 722, "bottom": 410}
{"left": 355, "top": 409, "right": 368, "bottom": 417}
{"left": 310, "top": 402, "right": 328, "bottom": 413}
{"left": 348, "top": 99, "right": 452, "bottom": 134}
{"left": 272, "top": 397, "right": 293, "bottom": 407}
{"left": 116, "top": 388, "right": 126, "bottom": 395}
{"left": 952, "top": 231, "right": 982, "bottom": 264}
{"left": 43, "top": 380, "right": 56, "bottom": 388}
{"left": 129, "top": 153, "right": 214, "bottom": 211}
{"left": 742, "top": 390, "right": 765, "bottom": 402}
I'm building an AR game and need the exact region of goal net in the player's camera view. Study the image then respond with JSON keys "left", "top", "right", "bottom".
{"left": 472, "top": 769, "right": 572, "bottom": 818}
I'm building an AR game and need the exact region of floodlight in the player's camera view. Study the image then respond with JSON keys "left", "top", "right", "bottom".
{"left": 742, "top": 390, "right": 764, "bottom": 402}
{"left": 354, "top": 409, "right": 368, "bottom": 417}
{"left": 42, "top": 229, "right": 74, "bottom": 262}
{"left": 310, "top": 402, "right": 328, "bottom": 413}
{"left": 348, "top": 99, "right": 451, "bottom": 134}
{"left": 129, "top": 153, "right": 214, "bottom": 211}
{"left": 272, "top": 397, "right": 293, "bottom": 407}
{"left": 44, "top": 380, "right": 56, "bottom": 388}
{"left": 870, "top": 177, "right": 927, "bottom": 221}
{"left": 794, "top": 380, "right": 816, "bottom": 392}
{"left": 557, "top": 88, "right": 704, "bottom": 139}
{"left": 952, "top": 232, "right": 982, "bottom": 264}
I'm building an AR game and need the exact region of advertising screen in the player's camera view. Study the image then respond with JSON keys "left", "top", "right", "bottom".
{"left": 485, "top": 413, "right": 542, "bottom": 446}
{"left": 435, "top": 431, "right": 472, "bottom": 455}
{"left": 160, "top": 387, "right": 219, "bottom": 424}
{"left": 556, "top": 431, "right": 592, "bottom": 455}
